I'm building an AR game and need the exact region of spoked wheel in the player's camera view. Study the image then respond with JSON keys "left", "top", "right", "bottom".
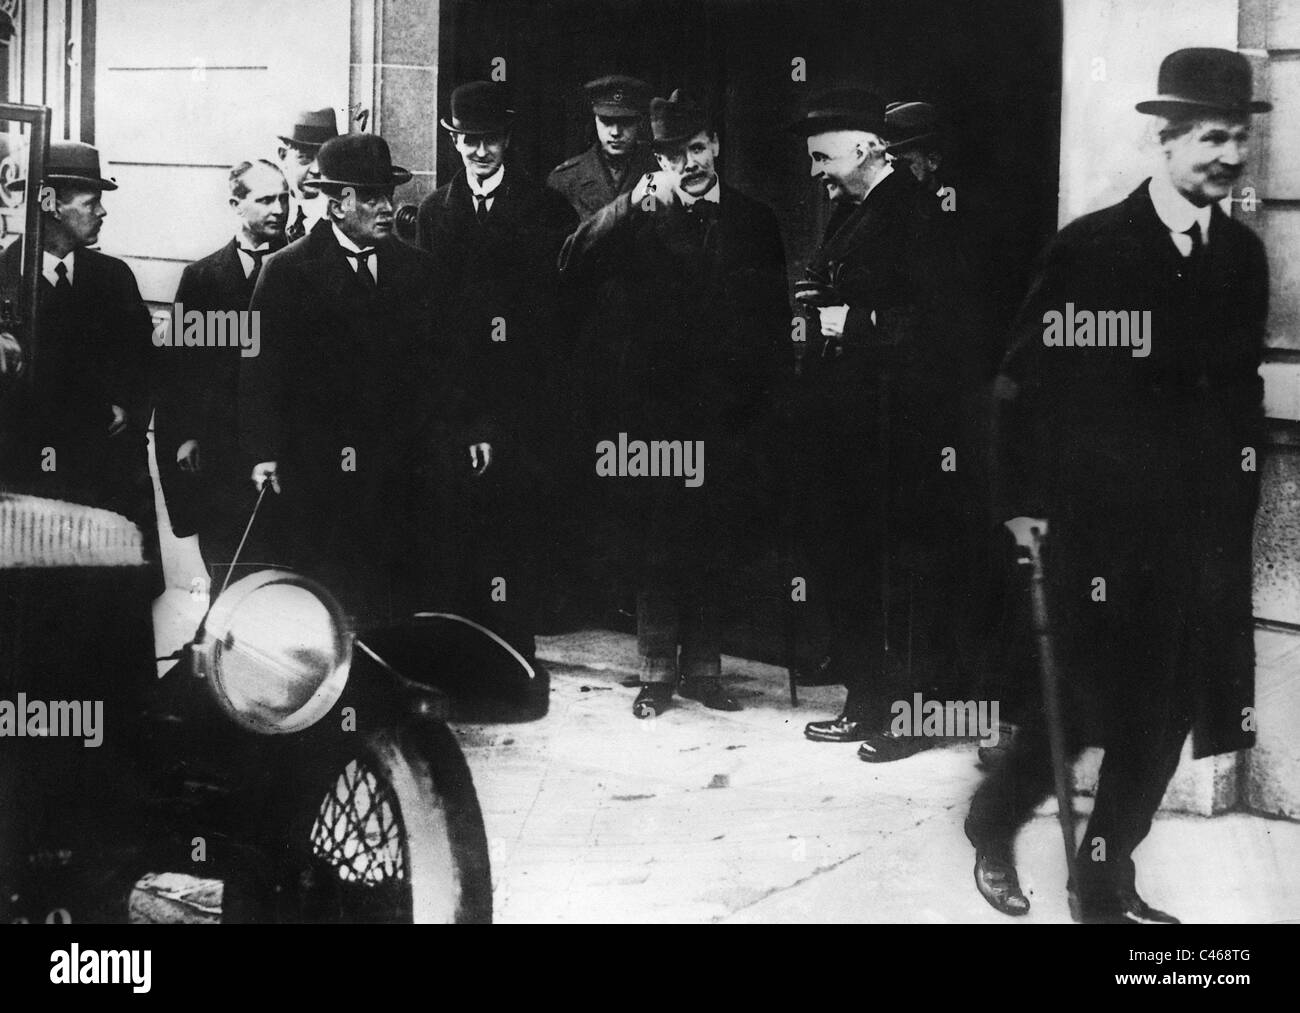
{"left": 301, "top": 723, "right": 491, "bottom": 923}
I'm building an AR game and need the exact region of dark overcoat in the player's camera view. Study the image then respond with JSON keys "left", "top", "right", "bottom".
{"left": 0, "top": 240, "right": 154, "bottom": 527}
{"left": 239, "top": 220, "right": 481, "bottom": 623}
{"left": 998, "top": 180, "right": 1267, "bottom": 758}
{"left": 154, "top": 238, "right": 278, "bottom": 539}
{"left": 558, "top": 184, "right": 789, "bottom": 568}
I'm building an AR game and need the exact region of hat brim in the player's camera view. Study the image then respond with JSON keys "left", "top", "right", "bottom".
{"left": 591, "top": 104, "right": 644, "bottom": 119}
{"left": 885, "top": 131, "right": 940, "bottom": 154}
{"left": 787, "top": 114, "right": 888, "bottom": 138}
{"left": 439, "top": 115, "right": 514, "bottom": 135}
{"left": 1135, "top": 95, "right": 1272, "bottom": 117}
{"left": 304, "top": 167, "right": 413, "bottom": 193}
{"left": 16, "top": 172, "right": 119, "bottom": 192}
{"left": 277, "top": 135, "right": 328, "bottom": 151}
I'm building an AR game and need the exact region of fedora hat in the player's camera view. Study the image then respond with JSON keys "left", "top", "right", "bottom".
{"left": 885, "top": 101, "right": 942, "bottom": 153}
{"left": 585, "top": 74, "right": 652, "bottom": 118}
{"left": 304, "top": 134, "right": 411, "bottom": 193}
{"left": 788, "top": 88, "right": 887, "bottom": 137}
{"left": 1136, "top": 48, "right": 1271, "bottom": 118}
{"left": 21, "top": 141, "right": 118, "bottom": 192}
{"left": 440, "top": 81, "right": 514, "bottom": 135}
{"left": 649, "top": 89, "right": 710, "bottom": 150}
{"left": 277, "top": 107, "right": 340, "bottom": 150}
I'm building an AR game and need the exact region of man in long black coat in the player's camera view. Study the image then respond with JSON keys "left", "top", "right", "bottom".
{"left": 560, "top": 90, "right": 788, "bottom": 717}
{"left": 154, "top": 159, "right": 288, "bottom": 586}
{"left": 241, "top": 134, "right": 487, "bottom": 627}
{"left": 791, "top": 90, "right": 982, "bottom": 756}
{"left": 416, "top": 81, "right": 578, "bottom": 665}
{"left": 0, "top": 142, "right": 156, "bottom": 561}
{"left": 964, "top": 48, "right": 1270, "bottom": 924}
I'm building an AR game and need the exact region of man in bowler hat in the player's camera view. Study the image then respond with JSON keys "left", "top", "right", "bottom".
{"left": 240, "top": 133, "right": 489, "bottom": 626}
{"left": 791, "top": 88, "right": 981, "bottom": 758}
{"left": 548, "top": 75, "right": 659, "bottom": 219}
{"left": 559, "top": 90, "right": 788, "bottom": 717}
{"left": 276, "top": 107, "right": 339, "bottom": 241}
{"left": 0, "top": 141, "right": 158, "bottom": 564}
{"left": 416, "top": 81, "right": 577, "bottom": 668}
{"left": 154, "top": 159, "right": 289, "bottom": 588}
{"left": 964, "top": 48, "right": 1269, "bottom": 923}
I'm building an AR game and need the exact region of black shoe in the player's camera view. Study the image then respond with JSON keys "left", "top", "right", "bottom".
{"left": 973, "top": 851, "right": 1031, "bottom": 916}
{"left": 1071, "top": 885, "right": 1180, "bottom": 924}
{"left": 632, "top": 683, "right": 672, "bottom": 719}
{"left": 678, "top": 679, "right": 741, "bottom": 712}
{"left": 857, "top": 728, "right": 935, "bottom": 763}
{"left": 804, "top": 713, "right": 873, "bottom": 742}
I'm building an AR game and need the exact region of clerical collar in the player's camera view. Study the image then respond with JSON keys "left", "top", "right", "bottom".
{"left": 467, "top": 166, "right": 505, "bottom": 198}
{"left": 1148, "top": 171, "right": 1212, "bottom": 243}
{"left": 676, "top": 178, "right": 721, "bottom": 207}
{"left": 331, "top": 223, "right": 373, "bottom": 254}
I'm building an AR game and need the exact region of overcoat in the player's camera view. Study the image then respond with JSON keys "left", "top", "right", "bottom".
{"left": 998, "top": 179, "right": 1267, "bottom": 758}
{"left": 239, "top": 220, "right": 481, "bottom": 622}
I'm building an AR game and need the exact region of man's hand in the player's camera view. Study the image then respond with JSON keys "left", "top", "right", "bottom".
{"left": 469, "top": 442, "right": 492, "bottom": 477}
{"left": 252, "top": 461, "right": 281, "bottom": 494}
{"left": 630, "top": 170, "right": 675, "bottom": 211}
{"left": 1004, "top": 516, "right": 1048, "bottom": 550}
{"left": 108, "top": 404, "right": 128, "bottom": 437}
{"left": 177, "top": 439, "right": 202, "bottom": 473}
{"left": 818, "top": 305, "right": 849, "bottom": 338}
{"left": 0, "top": 332, "right": 24, "bottom": 376}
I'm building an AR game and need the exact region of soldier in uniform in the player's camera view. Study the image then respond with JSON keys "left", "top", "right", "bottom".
{"left": 547, "top": 75, "right": 658, "bottom": 220}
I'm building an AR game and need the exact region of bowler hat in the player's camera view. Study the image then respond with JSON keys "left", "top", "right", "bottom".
{"left": 885, "top": 101, "right": 942, "bottom": 153}
{"left": 304, "top": 134, "right": 412, "bottom": 192}
{"left": 788, "top": 88, "right": 887, "bottom": 137}
{"left": 277, "top": 108, "right": 340, "bottom": 150}
{"left": 649, "top": 89, "right": 710, "bottom": 150}
{"left": 585, "top": 74, "right": 652, "bottom": 118}
{"left": 1135, "top": 48, "right": 1271, "bottom": 118}
{"left": 36, "top": 141, "right": 118, "bottom": 192}
{"left": 440, "top": 81, "right": 514, "bottom": 135}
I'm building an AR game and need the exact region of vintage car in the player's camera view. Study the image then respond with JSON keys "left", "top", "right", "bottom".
{"left": 0, "top": 102, "right": 544, "bottom": 924}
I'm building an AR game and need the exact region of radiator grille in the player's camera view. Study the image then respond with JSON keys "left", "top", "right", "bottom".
{"left": 0, "top": 493, "right": 144, "bottom": 568}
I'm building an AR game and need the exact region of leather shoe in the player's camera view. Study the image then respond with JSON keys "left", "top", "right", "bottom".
{"left": 973, "top": 851, "right": 1030, "bottom": 916}
{"left": 857, "top": 729, "right": 935, "bottom": 763}
{"left": 1072, "top": 885, "right": 1180, "bottom": 924}
{"left": 804, "top": 713, "right": 873, "bottom": 742}
{"left": 679, "top": 679, "right": 741, "bottom": 711}
{"left": 632, "top": 683, "right": 672, "bottom": 719}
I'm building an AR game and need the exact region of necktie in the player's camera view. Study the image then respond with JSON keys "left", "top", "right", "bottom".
{"left": 53, "top": 261, "right": 72, "bottom": 294}
{"left": 288, "top": 206, "right": 307, "bottom": 242}
{"left": 475, "top": 194, "right": 490, "bottom": 224}
{"left": 345, "top": 248, "right": 377, "bottom": 291}
{"left": 240, "top": 248, "right": 268, "bottom": 286}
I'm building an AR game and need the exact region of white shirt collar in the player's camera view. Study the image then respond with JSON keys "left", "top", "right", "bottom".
{"left": 467, "top": 166, "right": 505, "bottom": 199}
{"left": 1149, "top": 172, "right": 1212, "bottom": 244}
{"left": 676, "top": 177, "right": 721, "bottom": 207}
{"left": 42, "top": 249, "right": 74, "bottom": 287}
{"left": 235, "top": 236, "right": 271, "bottom": 278}
{"left": 331, "top": 223, "right": 378, "bottom": 283}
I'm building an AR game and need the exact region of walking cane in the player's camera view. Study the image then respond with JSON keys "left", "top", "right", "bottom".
{"left": 1021, "top": 526, "right": 1078, "bottom": 913}
{"left": 217, "top": 481, "right": 270, "bottom": 597}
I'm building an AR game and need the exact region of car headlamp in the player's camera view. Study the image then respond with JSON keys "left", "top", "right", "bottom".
{"left": 194, "top": 569, "right": 352, "bottom": 734}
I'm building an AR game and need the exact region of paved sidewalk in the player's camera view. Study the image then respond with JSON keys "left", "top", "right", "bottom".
{"left": 451, "top": 629, "right": 1300, "bottom": 924}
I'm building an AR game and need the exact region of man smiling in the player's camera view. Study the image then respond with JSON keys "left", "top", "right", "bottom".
{"left": 965, "top": 48, "right": 1270, "bottom": 924}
